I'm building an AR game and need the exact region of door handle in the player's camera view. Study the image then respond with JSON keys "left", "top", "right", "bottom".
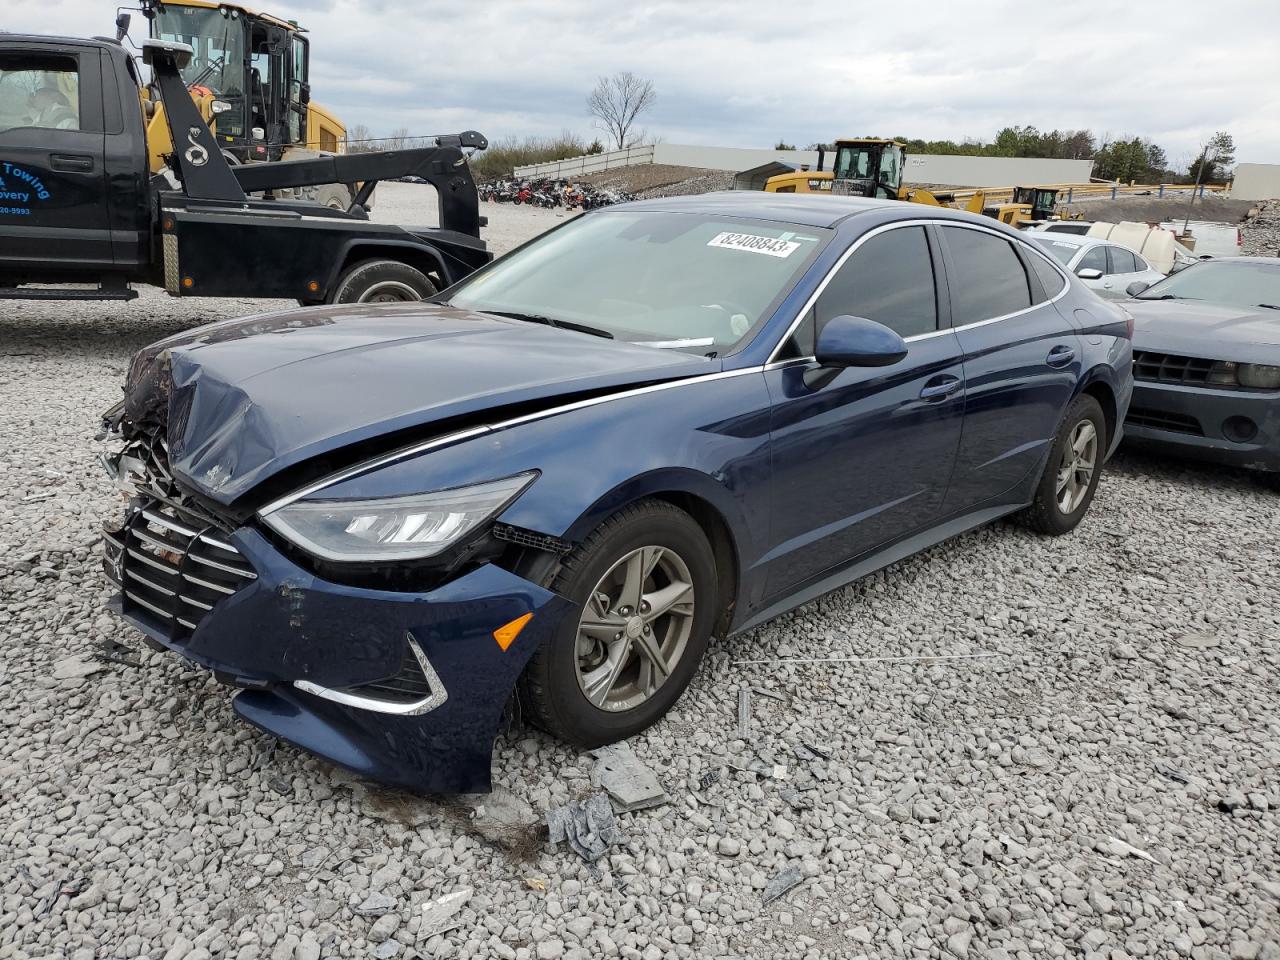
{"left": 919, "top": 375, "right": 962, "bottom": 401}
{"left": 50, "top": 154, "right": 94, "bottom": 172}
{"left": 1046, "top": 345, "right": 1076, "bottom": 368}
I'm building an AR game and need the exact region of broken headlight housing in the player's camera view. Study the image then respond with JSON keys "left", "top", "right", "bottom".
{"left": 260, "top": 473, "right": 536, "bottom": 562}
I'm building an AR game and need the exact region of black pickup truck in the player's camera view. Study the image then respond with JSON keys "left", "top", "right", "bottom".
{"left": 0, "top": 35, "right": 490, "bottom": 303}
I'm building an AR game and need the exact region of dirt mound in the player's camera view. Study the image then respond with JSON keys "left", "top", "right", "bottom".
{"left": 1061, "top": 195, "right": 1253, "bottom": 224}
{"left": 579, "top": 164, "right": 723, "bottom": 194}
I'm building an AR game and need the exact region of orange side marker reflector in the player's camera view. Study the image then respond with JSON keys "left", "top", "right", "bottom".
{"left": 493, "top": 613, "right": 533, "bottom": 652}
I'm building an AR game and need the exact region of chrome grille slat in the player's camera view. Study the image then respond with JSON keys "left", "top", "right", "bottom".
{"left": 180, "top": 594, "right": 214, "bottom": 611}
{"left": 142, "top": 508, "right": 198, "bottom": 538}
{"left": 182, "top": 572, "right": 236, "bottom": 596}
{"left": 125, "top": 589, "right": 174, "bottom": 620}
{"left": 187, "top": 551, "right": 256, "bottom": 579}
{"left": 126, "top": 546, "right": 179, "bottom": 576}
{"left": 125, "top": 567, "right": 177, "bottom": 597}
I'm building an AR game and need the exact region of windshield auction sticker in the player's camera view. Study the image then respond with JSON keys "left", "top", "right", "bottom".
{"left": 707, "top": 232, "right": 800, "bottom": 258}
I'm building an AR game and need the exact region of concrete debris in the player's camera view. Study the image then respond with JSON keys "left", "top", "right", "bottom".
{"left": 1175, "top": 631, "right": 1220, "bottom": 650}
{"left": 95, "top": 638, "right": 140, "bottom": 667}
{"left": 418, "top": 887, "right": 472, "bottom": 941}
{"left": 737, "top": 684, "right": 751, "bottom": 739}
{"left": 266, "top": 775, "right": 293, "bottom": 796}
{"left": 590, "top": 742, "right": 668, "bottom": 813}
{"left": 547, "top": 793, "right": 622, "bottom": 862}
{"left": 761, "top": 866, "right": 805, "bottom": 905}
{"left": 1100, "top": 836, "right": 1158, "bottom": 864}
{"left": 372, "top": 940, "right": 401, "bottom": 959}
{"left": 51, "top": 656, "right": 106, "bottom": 681}
{"left": 355, "top": 891, "right": 398, "bottom": 916}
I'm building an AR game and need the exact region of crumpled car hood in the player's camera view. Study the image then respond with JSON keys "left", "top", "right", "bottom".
{"left": 122, "top": 303, "right": 713, "bottom": 505}
{"left": 1127, "top": 299, "right": 1280, "bottom": 361}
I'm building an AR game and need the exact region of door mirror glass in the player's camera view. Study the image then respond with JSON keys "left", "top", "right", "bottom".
{"left": 1126, "top": 280, "right": 1150, "bottom": 297}
{"left": 814, "top": 315, "right": 908, "bottom": 368}
{"left": 1076, "top": 267, "right": 1103, "bottom": 280}
{"left": 115, "top": 12, "right": 132, "bottom": 41}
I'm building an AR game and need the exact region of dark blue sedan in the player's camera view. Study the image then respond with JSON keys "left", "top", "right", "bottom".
{"left": 101, "top": 194, "right": 1133, "bottom": 793}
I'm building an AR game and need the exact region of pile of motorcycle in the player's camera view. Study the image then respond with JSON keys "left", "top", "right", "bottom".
{"left": 479, "top": 177, "right": 634, "bottom": 210}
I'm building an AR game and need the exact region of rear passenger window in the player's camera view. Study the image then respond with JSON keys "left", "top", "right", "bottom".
{"left": 940, "top": 226, "right": 1031, "bottom": 324}
{"left": 814, "top": 226, "right": 937, "bottom": 339}
{"left": 1109, "top": 248, "right": 1138, "bottom": 274}
{"left": 1027, "top": 251, "right": 1066, "bottom": 299}
{"left": 0, "top": 53, "right": 81, "bottom": 133}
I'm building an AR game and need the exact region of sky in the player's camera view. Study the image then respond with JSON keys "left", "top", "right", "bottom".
{"left": 10, "top": 0, "right": 1280, "bottom": 168}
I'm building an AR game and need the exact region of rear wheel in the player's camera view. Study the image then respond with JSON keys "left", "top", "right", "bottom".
{"left": 1019, "top": 394, "right": 1106, "bottom": 535}
{"left": 328, "top": 259, "right": 437, "bottom": 304}
{"left": 520, "top": 500, "right": 718, "bottom": 747}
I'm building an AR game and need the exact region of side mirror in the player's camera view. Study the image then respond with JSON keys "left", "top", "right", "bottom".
{"left": 115, "top": 12, "right": 132, "bottom": 41}
{"left": 814, "top": 315, "right": 908, "bottom": 368}
{"left": 299, "top": 82, "right": 311, "bottom": 105}
{"left": 1076, "top": 267, "right": 1103, "bottom": 280}
{"left": 210, "top": 100, "right": 232, "bottom": 115}
{"left": 1125, "top": 280, "right": 1150, "bottom": 297}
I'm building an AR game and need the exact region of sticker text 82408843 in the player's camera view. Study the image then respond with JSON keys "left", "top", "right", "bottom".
{"left": 706, "top": 232, "right": 800, "bottom": 258}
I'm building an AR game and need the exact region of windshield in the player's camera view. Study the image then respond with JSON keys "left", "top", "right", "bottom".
{"left": 1034, "top": 238, "right": 1083, "bottom": 266}
{"left": 447, "top": 211, "right": 829, "bottom": 354}
{"left": 154, "top": 5, "right": 246, "bottom": 137}
{"left": 833, "top": 145, "right": 875, "bottom": 180}
{"left": 1136, "top": 260, "right": 1280, "bottom": 309}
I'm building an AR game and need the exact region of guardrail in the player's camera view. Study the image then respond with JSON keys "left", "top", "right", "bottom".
{"left": 514, "top": 145, "right": 656, "bottom": 179}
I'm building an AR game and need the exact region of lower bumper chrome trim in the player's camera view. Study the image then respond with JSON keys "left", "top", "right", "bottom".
{"left": 293, "top": 633, "right": 449, "bottom": 716}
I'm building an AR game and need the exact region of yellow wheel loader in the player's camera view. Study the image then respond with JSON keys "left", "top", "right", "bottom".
{"left": 120, "top": 0, "right": 356, "bottom": 208}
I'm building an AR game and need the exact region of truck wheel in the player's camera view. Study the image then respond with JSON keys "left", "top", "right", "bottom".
{"left": 329, "top": 259, "right": 437, "bottom": 304}
{"left": 311, "top": 183, "right": 351, "bottom": 211}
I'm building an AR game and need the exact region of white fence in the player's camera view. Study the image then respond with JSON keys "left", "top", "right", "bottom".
{"left": 516, "top": 142, "right": 1095, "bottom": 188}
{"left": 514, "top": 145, "right": 656, "bottom": 179}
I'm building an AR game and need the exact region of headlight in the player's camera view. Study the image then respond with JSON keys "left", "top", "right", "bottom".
{"left": 261, "top": 472, "right": 536, "bottom": 562}
{"left": 1239, "top": 363, "right": 1280, "bottom": 389}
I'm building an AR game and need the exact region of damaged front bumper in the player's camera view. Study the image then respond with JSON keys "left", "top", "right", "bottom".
{"left": 103, "top": 505, "right": 570, "bottom": 793}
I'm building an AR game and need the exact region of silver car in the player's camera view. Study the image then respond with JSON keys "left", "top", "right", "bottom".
{"left": 1030, "top": 235, "right": 1167, "bottom": 299}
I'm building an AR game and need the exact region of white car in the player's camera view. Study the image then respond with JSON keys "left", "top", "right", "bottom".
{"left": 1029, "top": 235, "right": 1167, "bottom": 299}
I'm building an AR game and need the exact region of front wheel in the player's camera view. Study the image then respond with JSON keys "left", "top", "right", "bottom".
{"left": 327, "top": 259, "right": 437, "bottom": 304}
{"left": 1019, "top": 393, "right": 1106, "bottom": 535}
{"left": 520, "top": 500, "right": 718, "bottom": 747}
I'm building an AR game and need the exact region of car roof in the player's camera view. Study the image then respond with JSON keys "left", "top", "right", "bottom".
{"left": 606, "top": 191, "right": 1016, "bottom": 230}
{"left": 1029, "top": 233, "right": 1097, "bottom": 249}
{"left": 3, "top": 34, "right": 121, "bottom": 49}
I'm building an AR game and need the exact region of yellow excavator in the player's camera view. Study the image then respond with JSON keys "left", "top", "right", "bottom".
{"left": 119, "top": 0, "right": 355, "bottom": 208}
{"left": 764, "top": 138, "right": 1054, "bottom": 227}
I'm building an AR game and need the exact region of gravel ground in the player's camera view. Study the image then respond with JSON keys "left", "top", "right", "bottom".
{"left": 2, "top": 184, "right": 1279, "bottom": 960}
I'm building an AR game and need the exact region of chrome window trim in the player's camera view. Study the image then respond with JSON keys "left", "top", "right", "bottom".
{"left": 765, "top": 218, "right": 1074, "bottom": 366}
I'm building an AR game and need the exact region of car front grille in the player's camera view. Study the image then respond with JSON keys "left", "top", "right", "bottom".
{"left": 103, "top": 501, "right": 256, "bottom": 637}
{"left": 1132, "top": 350, "right": 1217, "bottom": 386}
{"left": 1125, "top": 406, "right": 1204, "bottom": 436}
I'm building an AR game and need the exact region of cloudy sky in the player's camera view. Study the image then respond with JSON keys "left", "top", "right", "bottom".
{"left": 11, "top": 0, "right": 1280, "bottom": 168}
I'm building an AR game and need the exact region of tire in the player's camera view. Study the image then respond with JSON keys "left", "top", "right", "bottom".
{"left": 328, "top": 259, "right": 437, "bottom": 304}
{"left": 1019, "top": 393, "right": 1106, "bottom": 535}
{"left": 311, "top": 183, "right": 351, "bottom": 211}
{"left": 520, "top": 499, "right": 718, "bottom": 747}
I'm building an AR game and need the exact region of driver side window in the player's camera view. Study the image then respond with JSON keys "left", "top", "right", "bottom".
{"left": 0, "top": 54, "right": 80, "bottom": 133}
{"left": 782, "top": 226, "right": 938, "bottom": 358}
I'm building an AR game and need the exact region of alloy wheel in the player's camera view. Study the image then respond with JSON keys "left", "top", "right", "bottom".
{"left": 358, "top": 280, "right": 422, "bottom": 303}
{"left": 1055, "top": 419, "right": 1098, "bottom": 514}
{"left": 574, "top": 545, "right": 696, "bottom": 712}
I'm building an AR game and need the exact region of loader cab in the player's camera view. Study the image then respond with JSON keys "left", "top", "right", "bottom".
{"left": 1011, "top": 186, "right": 1059, "bottom": 222}
{"left": 830, "top": 139, "right": 905, "bottom": 200}
{"left": 150, "top": 2, "right": 309, "bottom": 162}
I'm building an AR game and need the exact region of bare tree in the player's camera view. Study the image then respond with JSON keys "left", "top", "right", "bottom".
{"left": 587, "top": 72, "right": 656, "bottom": 150}
{"left": 345, "top": 123, "right": 373, "bottom": 153}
